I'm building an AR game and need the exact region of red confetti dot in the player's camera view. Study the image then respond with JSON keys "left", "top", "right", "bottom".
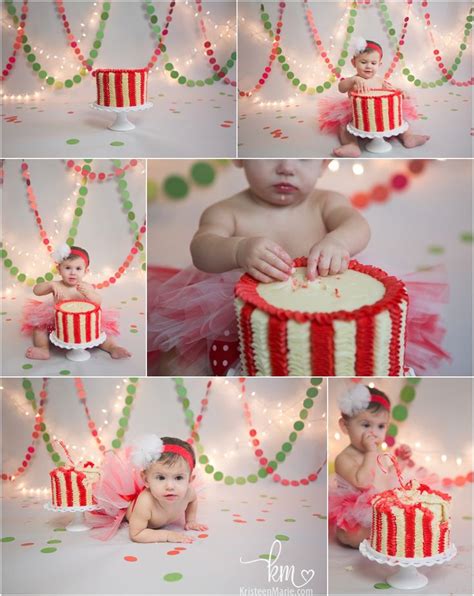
{"left": 167, "top": 550, "right": 180, "bottom": 555}
{"left": 124, "top": 556, "right": 138, "bottom": 562}
{"left": 198, "top": 534, "right": 208, "bottom": 538}
{"left": 351, "top": 192, "right": 370, "bottom": 208}
{"left": 391, "top": 174, "right": 409, "bottom": 190}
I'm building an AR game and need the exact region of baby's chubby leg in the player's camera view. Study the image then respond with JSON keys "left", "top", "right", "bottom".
{"left": 333, "top": 124, "right": 362, "bottom": 157}
{"left": 25, "top": 329, "right": 50, "bottom": 360}
{"left": 99, "top": 337, "right": 131, "bottom": 359}
{"left": 336, "top": 526, "right": 370, "bottom": 549}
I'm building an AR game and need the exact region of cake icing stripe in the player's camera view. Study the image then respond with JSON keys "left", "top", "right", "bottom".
{"left": 386, "top": 509, "right": 398, "bottom": 556}
{"left": 85, "top": 312, "right": 91, "bottom": 342}
{"left": 404, "top": 508, "right": 416, "bottom": 557}
{"left": 104, "top": 72, "right": 111, "bottom": 106}
{"left": 375, "top": 509, "right": 382, "bottom": 552}
{"left": 381, "top": 97, "right": 390, "bottom": 131}
{"left": 67, "top": 314, "right": 74, "bottom": 344}
{"left": 373, "top": 310, "right": 391, "bottom": 375}
{"left": 128, "top": 71, "right": 136, "bottom": 105}
{"left": 135, "top": 72, "right": 141, "bottom": 107}
{"left": 362, "top": 98, "right": 370, "bottom": 131}
{"left": 399, "top": 300, "right": 408, "bottom": 372}
{"left": 355, "top": 316, "right": 374, "bottom": 375}
{"left": 62, "top": 312, "right": 69, "bottom": 343}
{"left": 122, "top": 73, "right": 130, "bottom": 108}
{"left": 53, "top": 473, "right": 62, "bottom": 506}
{"left": 388, "top": 302, "right": 402, "bottom": 375}
{"left": 439, "top": 522, "right": 448, "bottom": 553}
{"left": 394, "top": 506, "right": 406, "bottom": 556}
{"left": 63, "top": 472, "right": 73, "bottom": 507}
{"left": 368, "top": 99, "right": 377, "bottom": 132}
{"left": 334, "top": 320, "right": 356, "bottom": 375}
{"left": 375, "top": 97, "right": 384, "bottom": 132}
{"left": 140, "top": 70, "right": 145, "bottom": 105}
{"left": 268, "top": 317, "right": 289, "bottom": 375}
{"left": 58, "top": 473, "right": 67, "bottom": 506}
{"left": 241, "top": 303, "right": 257, "bottom": 375}
{"left": 287, "top": 320, "right": 311, "bottom": 375}
{"left": 310, "top": 321, "right": 334, "bottom": 375}
{"left": 76, "top": 471, "right": 86, "bottom": 505}
{"left": 251, "top": 310, "right": 271, "bottom": 375}
{"left": 388, "top": 95, "right": 395, "bottom": 129}
{"left": 422, "top": 508, "right": 433, "bottom": 556}
{"left": 73, "top": 313, "right": 81, "bottom": 343}
{"left": 95, "top": 311, "right": 99, "bottom": 338}
{"left": 380, "top": 511, "right": 388, "bottom": 553}
{"left": 116, "top": 72, "right": 124, "bottom": 107}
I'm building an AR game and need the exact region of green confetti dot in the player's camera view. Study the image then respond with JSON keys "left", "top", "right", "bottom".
{"left": 374, "top": 583, "right": 391, "bottom": 590}
{"left": 66, "top": 138, "right": 80, "bottom": 145}
{"left": 259, "top": 554, "right": 277, "bottom": 561}
{"left": 53, "top": 528, "right": 66, "bottom": 532}
{"left": 311, "top": 378, "right": 323, "bottom": 386}
{"left": 22, "top": 364, "right": 33, "bottom": 370}
{"left": 428, "top": 245, "right": 445, "bottom": 255}
{"left": 247, "top": 474, "right": 258, "bottom": 483}
{"left": 191, "top": 162, "right": 215, "bottom": 186}
{"left": 460, "top": 231, "right": 473, "bottom": 243}
{"left": 163, "top": 572, "right": 183, "bottom": 582}
{"left": 47, "top": 539, "right": 62, "bottom": 544}
{"left": 111, "top": 141, "right": 125, "bottom": 147}
{"left": 306, "top": 387, "right": 318, "bottom": 398}
{"left": 214, "top": 471, "right": 223, "bottom": 481}
{"left": 400, "top": 385, "right": 416, "bottom": 403}
{"left": 164, "top": 175, "right": 189, "bottom": 199}
{"left": 1, "top": 537, "right": 15, "bottom": 542}
{"left": 284, "top": 518, "right": 296, "bottom": 522}
{"left": 112, "top": 439, "right": 121, "bottom": 449}
{"left": 224, "top": 476, "right": 234, "bottom": 485}
{"left": 294, "top": 421, "right": 304, "bottom": 431}
{"left": 392, "top": 404, "right": 408, "bottom": 422}
{"left": 41, "top": 547, "right": 57, "bottom": 554}
{"left": 275, "top": 534, "right": 289, "bottom": 541}
{"left": 387, "top": 423, "right": 398, "bottom": 437}
{"left": 59, "top": 370, "right": 70, "bottom": 376}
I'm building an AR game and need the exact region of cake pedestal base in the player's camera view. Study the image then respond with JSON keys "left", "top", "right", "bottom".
{"left": 91, "top": 102, "right": 153, "bottom": 131}
{"left": 347, "top": 122, "right": 409, "bottom": 154}
{"left": 359, "top": 539, "right": 457, "bottom": 590}
{"left": 44, "top": 503, "right": 98, "bottom": 532}
{"left": 49, "top": 332, "right": 107, "bottom": 362}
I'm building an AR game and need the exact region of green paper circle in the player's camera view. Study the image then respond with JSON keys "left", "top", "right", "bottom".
{"left": 236, "top": 476, "right": 246, "bottom": 485}
{"left": 59, "top": 370, "right": 70, "bottom": 375}
{"left": 22, "top": 363, "right": 33, "bottom": 369}
{"left": 306, "top": 387, "right": 318, "bottom": 398}
{"left": 247, "top": 474, "right": 258, "bottom": 483}
{"left": 374, "top": 583, "right": 391, "bottom": 590}
{"left": 41, "top": 547, "right": 57, "bottom": 553}
{"left": 163, "top": 573, "right": 183, "bottom": 582}
{"left": 112, "top": 439, "right": 121, "bottom": 449}
{"left": 214, "top": 471, "right": 223, "bottom": 481}
{"left": 387, "top": 423, "right": 398, "bottom": 437}
{"left": 311, "top": 378, "right": 322, "bottom": 385}
{"left": 275, "top": 534, "right": 289, "bottom": 541}
{"left": 392, "top": 404, "right": 408, "bottom": 422}
{"left": 190, "top": 162, "right": 215, "bottom": 186}
{"left": 110, "top": 141, "right": 124, "bottom": 147}
{"left": 400, "top": 386, "right": 416, "bottom": 403}
{"left": 163, "top": 176, "right": 189, "bottom": 199}
{"left": 1, "top": 537, "right": 15, "bottom": 542}
{"left": 224, "top": 476, "right": 234, "bottom": 485}
{"left": 118, "top": 417, "right": 128, "bottom": 428}
{"left": 66, "top": 138, "right": 80, "bottom": 145}
{"left": 282, "top": 442, "right": 292, "bottom": 453}
{"left": 294, "top": 421, "right": 304, "bottom": 431}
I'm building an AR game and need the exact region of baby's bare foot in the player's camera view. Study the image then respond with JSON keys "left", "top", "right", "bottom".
{"left": 333, "top": 144, "right": 361, "bottom": 157}
{"left": 400, "top": 133, "right": 430, "bottom": 148}
{"left": 25, "top": 346, "right": 50, "bottom": 360}
{"left": 109, "top": 346, "right": 131, "bottom": 359}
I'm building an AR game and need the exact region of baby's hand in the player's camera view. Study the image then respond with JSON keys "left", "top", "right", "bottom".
{"left": 75, "top": 282, "right": 91, "bottom": 298}
{"left": 382, "top": 79, "right": 395, "bottom": 90}
{"left": 395, "top": 444, "right": 412, "bottom": 461}
{"left": 184, "top": 521, "right": 208, "bottom": 532}
{"left": 353, "top": 76, "right": 371, "bottom": 93}
{"left": 236, "top": 237, "right": 293, "bottom": 283}
{"left": 307, "top": 237, "right": 350, "bottom": 279}
{"left": 51, "top": 283, "right": 65, "bottom": 302}
{"left": 361, "top": 431, "right": 378, "bottom": 452}
{"left": 165, "top": 531, "right": 194, "bottom": 544}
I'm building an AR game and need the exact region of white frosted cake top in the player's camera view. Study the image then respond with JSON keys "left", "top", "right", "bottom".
{"left": 256, "top": 268, "right": 385, "bottom": 313}
{"left": 355, "top": 89, "right": 396, "bottom": 97}
{"left": 60, "top": 301, "right": 96, "bottom": 314}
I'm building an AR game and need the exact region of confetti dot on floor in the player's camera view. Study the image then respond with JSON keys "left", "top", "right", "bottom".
{"left": 460, "top": 232, "right": 473, "bottom": 243}
{"left": 66, "top": 138, "right": 80, "bottom": 145}
{"left": 462, "top": 515, "right": 472, "bottom": 520}
{"left": 374, "top": 582, "right": 391, "bottom": 589}
{"left": 41, "top": 547, "right": 57, "bottom": 554}
{"left": 256, "top": 518, "right": 266, "bottom": 522}
{"left": 163, "top": 572, "right": 183, "bottom": 582}
{"left": 234, "top": 519, "right": 247, "bottom": 524}
{"left": 285, "top": 518, "right": 296, "bottom": 522}
{"left": 53, "top": 528, "right": 66, "bottom": 532}
{"left": 221, "top": 508, "right": 230, "bottom": 511}
{"left": 129, "top": 328, "right": 138, "bottom": 334}
{"left": 259, "top": 554, "right": 277, "bottom": 561}
{"left": 275, "top": 534, "right": 289, "bottom": 541}
{"left": 59, "top": 370, "right": 71, "bottom": 375}
{"left": 167, "top": 550, "right": 181, "bottom": 555}
{"left": 47, "top": 539, "right": 62, "bottom": 544}
{"left": 21, "top": 542, "right": 34, "bottom": 546}
{"left": 22, "top": 363, "right": 33, "bottom": 369}
{"left": 428, "top": 245, "right": 445, "bottom": 254}
{"left": 1, "top": 537, "right": 15, "bottom": 542}
{"left": 111, "top": 141, "right": 125, "bottom": 146}
{"left": 131, "top": 297, "right": 138, "bottom": 301}
{"left": 197, "top": 534, "right": 208, "bottom": 539}
{"left": 124, "top": 555, "right": 138, "bottom": 562}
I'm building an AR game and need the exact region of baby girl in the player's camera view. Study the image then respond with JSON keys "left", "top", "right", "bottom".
{"left": 318, "top": 38, "right": 429, "bottom": 157}
{"left": 330, "top": 384, "right": 412, "bottom": 548}
{"left": 88, "top": 435, "right": 207, "bottom": 543}
{"left": 21, "top": 244, "right": 130, "bottom": 360}
{"left": 148, "top": 159, "right": 371, "bottom": 375}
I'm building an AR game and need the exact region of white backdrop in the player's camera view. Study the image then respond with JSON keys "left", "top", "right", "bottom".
{"left": 2, "top": 1, "right": 237, "bottom": 157}
{"left": 238, "top": 1, "right": 473, "bottom": 157}
{"left": 2, "top": 376, "right": 327, "bottom": 595}
{"left": 1, "top": 159, "right": 147, "bottom": 376}
{"left": 147, "top": 158, "right": 473, "bottom": 375}
{"left": 327, "top": 377, "right": 473, "bottom": 595}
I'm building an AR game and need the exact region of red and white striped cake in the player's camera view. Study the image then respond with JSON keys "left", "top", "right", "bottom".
{"left": 370, "top": 480, "right": 452, "bottom": 558}
{"left": 234, "top": 258, "right": 408, "bottom": 376}
{"left": 50, "top": 461, "right": 100, "bottom": 508}
{"left": 54, "top": 300, "right": 101, "bottom": 345}
{"left": 350, "top": 89, "right": 403, "bottom": 133}
{"left": 94, "top": 68, "right": 148, "bottom": 107}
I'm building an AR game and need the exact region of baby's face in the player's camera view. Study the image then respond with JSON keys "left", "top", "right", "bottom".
{"left": 58, "top": 257, "right": 87, "bottom": 286}
{"left": 144, "top": 458, "right": 190, "bottom": 504}
{"left": 353, "top": 51, "right": 381, "bottom": 79}
{"left": 239, "top": 159, "right": 324, "bottom": 206}
{"left": 340, "top": 408, "right": 389, "bottom": 452}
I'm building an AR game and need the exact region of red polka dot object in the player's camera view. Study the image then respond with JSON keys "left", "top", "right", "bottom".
{"left": 209, "top": 339, "right": 240, "bottom": 375}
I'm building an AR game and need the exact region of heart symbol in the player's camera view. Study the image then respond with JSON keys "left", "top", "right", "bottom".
{"left": 300, "top": 569, "right": 315, "bottom": 585}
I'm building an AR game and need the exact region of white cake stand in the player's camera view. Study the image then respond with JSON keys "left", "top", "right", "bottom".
{"left": 49, "top": 332, "right": 106, "bottom": 362}
{"left": 347, "top": 121, "right": 409, "bottom": 153}
{"left": 44, "top": 502, "right": 98, "bottom": 532}
{"left": 360, "top": 539, "right": 457, "bottom": 590}
{"left": 90, "top": 102, "right": 153, "bottom": 131}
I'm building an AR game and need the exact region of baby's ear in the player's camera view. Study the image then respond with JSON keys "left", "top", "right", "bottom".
{"left": 190, "top": 473, "right": 196, "bottom": 483}
{"left": 140, "top": 470, "right": 149, "bottom": 487}
{"left": 338, "top": 416, "right": 349, "bottom": 435}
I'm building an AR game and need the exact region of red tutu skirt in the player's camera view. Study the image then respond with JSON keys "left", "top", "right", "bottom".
{"left": 317, "top": 93, "right": 420, "bottom": 135}
{"left": 147, "top": 265, "right": 449, "bottom": 375}
{"left": 86, "top": 447, "right": 145, "bottom": 541}
{"left": 20, "top": 299, "right": 120, "bottom": 336}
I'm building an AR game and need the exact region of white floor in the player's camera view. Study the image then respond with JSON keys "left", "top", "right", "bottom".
{"left": 328, "top": 484, "right": 473, "bottom": 595}
{"left": 2, "top": 479, "right": 327, "bottom": 595}
{"left": 238, "top": 87, "right": 473, "bottom": 158}
{"left": 1, "top": 275, "right": 146, "bottom": 377}
{"left": 2, "top": 75, "right": 237, "bottom": 158}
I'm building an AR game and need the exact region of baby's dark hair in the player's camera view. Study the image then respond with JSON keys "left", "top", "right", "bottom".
{"left": 159, "top": 436, "right": 196, "bottom": 469}
{"left": 342, "top": 386, "right": 391, "bottom": 420}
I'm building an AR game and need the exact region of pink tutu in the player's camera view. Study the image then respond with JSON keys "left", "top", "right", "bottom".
{"left": 86, "top": 447, "right": 145, "bottom": 541}
{"left": 148, "top": 265, "right": 241, "bottom": 376}
{"left": 20, "top": 299, "right": 120, "bottom": 336}
{"left": 317, "top": 92, "right": 419, "bottom": 135}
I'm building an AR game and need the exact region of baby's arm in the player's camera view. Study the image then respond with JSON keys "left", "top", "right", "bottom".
{"left": 307, "top": 192, "right": 370, "bottom": 279}
{"left": 33, "top": 282, "right": 54, "bottom": 297}
{"left": 128, "top": 498, "right": 192, "bottom": 543}
{"left": 336, "top": 447, "right": 378, "bottom": 490}
{"left": 338, "top": 76, "right": 372, "bottom": 94}
{"left": 184, "top": 489, "right": 208, "bottom": 532}
{"left": 191, "top": 201, "right": 292, "bottom": 282}
{"left": 76, "top": 282, "right": 101, "bottom": 305}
